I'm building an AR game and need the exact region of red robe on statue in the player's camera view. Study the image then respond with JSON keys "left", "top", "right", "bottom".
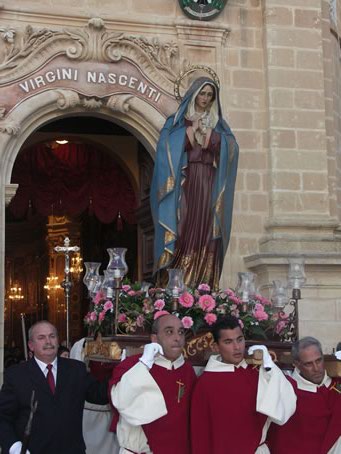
{"left": 267, "top": 369, "right": 341, "bottom": 454}
{"left": 110, "top": 354, "right": 196, "bottom": 454}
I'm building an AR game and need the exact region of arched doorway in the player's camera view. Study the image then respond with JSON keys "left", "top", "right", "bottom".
{"left": 3, "top": 114, "right": 155, "bottom": 361}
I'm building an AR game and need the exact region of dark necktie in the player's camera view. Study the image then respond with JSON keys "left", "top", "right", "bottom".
{"left": 46, "top": 364, "right": 55, "bottom": 394}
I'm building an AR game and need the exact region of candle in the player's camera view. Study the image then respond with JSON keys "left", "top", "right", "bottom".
{"left": 107, "top": 287, "right": 113, "bottom": 299}
{"left": 172, "top": 288, "right": 179, "bottom": 298}
{"left": 242, "top": 291, "right": 249, "bottom": 303}
{"left": 113, "top": 269, "right": 121, "bottom": 278}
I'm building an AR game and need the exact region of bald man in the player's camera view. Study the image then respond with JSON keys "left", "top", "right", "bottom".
{"left": 109, "top": 314, "right": 196, "bottom": 454}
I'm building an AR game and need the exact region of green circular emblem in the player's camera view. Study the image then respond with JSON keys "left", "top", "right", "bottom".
{"left": 179, "top": 0, "right": 227, "bottom": 21}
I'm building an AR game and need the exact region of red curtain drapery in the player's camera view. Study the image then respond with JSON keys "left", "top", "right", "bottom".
{"left": 9, "top": 142, "right": 137, "bottom": 225}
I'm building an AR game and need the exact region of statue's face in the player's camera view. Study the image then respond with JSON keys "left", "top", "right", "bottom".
{"left": 195, "top": 84, "right": 215, "bottom": 112}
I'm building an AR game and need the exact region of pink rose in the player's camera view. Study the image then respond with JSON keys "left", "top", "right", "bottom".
{"left": 154, "top": 299, "right": 165, "bottom": 310}
{"left": 136, "top": 315, "right": 145, "bottom": 327}
{"left": 230, "top": 295, "right": 242, "bottom": 305}
{"left": 89, "top": 311, "right": 97, "bottom": 322}
{"left": 118, "top": 313, "right": 127, "bottom": 323}
{"left": 181, "top": 316, "right": 194, "bottom": 329}
{"left": 238, "top": 319, "right": 244, "bottom": 329}
{"left": 93, "top": 290, "right": 105, "bottom": 305}
{"left": 275, "top": 320, "right": 287, "bottom": 334}
{"left": 225, "top": 288, "right": 236, "bottom": 297}
{"left": 122, "top": 284, "right": 131, "bottom": 292}
{"left": 103, "top": 300, "right": 113, "bottom": 311}
{"left": 254, "top": 294, "right": 272, "bottom": 306}
{"left": 154, "top": 310, "right": 170, "bottom": 320}
{"left": 198, "top": 283, "right": 210, "bottom": 292}
{"left": 179, "top": 292, "right": 194, "bottom": 308}
{"left": 128, "top": 290, "right": 136, "bottom": 296}
{"left": 198, "top": 294, "right": 216, "bottom": 312}
{"left": 204, "top": 313, "right": 217, "bottom": 325}
{"left": 98, "top": 311, "right": 106, "bottom": 322}
{"left": 253, "top": 303, "right": 269, "bottom": 321}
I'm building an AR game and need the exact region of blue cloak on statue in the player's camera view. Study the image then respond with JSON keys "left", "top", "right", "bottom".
{"left": 150, "top": 77, "right": 239, "bottom": 287}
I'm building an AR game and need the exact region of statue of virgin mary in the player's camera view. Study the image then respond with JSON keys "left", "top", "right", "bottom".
{"left": 150, "top": 77, "right": 239, "bottom": 289}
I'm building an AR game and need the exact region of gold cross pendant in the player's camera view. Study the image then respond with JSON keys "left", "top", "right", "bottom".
{"left": 176, "top": 379, "right": 185, "bottom": 403}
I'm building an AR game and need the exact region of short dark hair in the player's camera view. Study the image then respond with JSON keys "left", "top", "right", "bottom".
{"left": 291, "top": 336, "right": 323, "bottom": 362}
{"left": 336, "top": 342, "right": 341, "bottom": 351}
{"left": 210, "top": 316, "right": 242, "bottom": 343}
{"left": 151, "top": 314, "right": 170, "bottom": 334}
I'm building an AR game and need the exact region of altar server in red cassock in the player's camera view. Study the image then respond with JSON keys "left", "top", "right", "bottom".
{"left": 109, "top": 314, "right": 196, "bottom": 454}
{"left": 268, "top": 337, "right": 341, "bottom": 454}
{"left": 191, "top": 316, "right": 296, "bottom": 454}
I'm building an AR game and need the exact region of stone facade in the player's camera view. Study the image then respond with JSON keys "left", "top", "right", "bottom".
{"left": 0, "top": 0, "right": 341, "bottom": 380}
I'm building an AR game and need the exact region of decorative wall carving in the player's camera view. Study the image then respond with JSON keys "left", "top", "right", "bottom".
{"left": 55, "top": 90, "right": 80, "bottom": 110}
{"left": 0, "top": 122, "right": 20, "bottom": 135}
{"left": 0, "top": 18, "right": 180, "bottom": 94}
{"left": 107, "top": 94, "right": 134, "bottom": 113}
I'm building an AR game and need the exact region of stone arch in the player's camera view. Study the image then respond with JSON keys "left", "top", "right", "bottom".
{"left": 0, "top": 88, "right": 165, "bottom": 379}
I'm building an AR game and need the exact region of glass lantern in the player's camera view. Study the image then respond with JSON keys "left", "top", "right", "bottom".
{"left": 101, "top": 269, "right": 116, "bottom": 299}
{"left": 235, "top": 272, "right": 256, "bottom": 303}
{"left": 166, "top": 269, "right": 185, "bottom": 297}
{"left": 271, "top": 280, "right": 288, "bottom": 309}
{"left": 106, "top": 247, "right": 128, "bottom": 278}
{"left": 83, "top": 262, "right": 101, "bottom": 295}
{"left": 91, "top": 275, "right": 104, "bottom": 297}
{"left": 288, "top": 258, "right": 306, "bottom": 289}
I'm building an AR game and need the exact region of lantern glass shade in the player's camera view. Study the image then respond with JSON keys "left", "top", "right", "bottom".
{"left": 166, "top": 269, "right": 185, "bottom": 297}
{"left": 271, "top": 280, "right": 288, "bottom": 309}
{"left": 235, "top": 272, "right": 256, "bottom": 303}
{"left": 106, "top": 247, "right": 128, "bottom": 278}
{"left": 83, "top": 262, "right": 101, "bottom": 293}
{"left": 288, "top": 258, "right": 306, "bottom": 289}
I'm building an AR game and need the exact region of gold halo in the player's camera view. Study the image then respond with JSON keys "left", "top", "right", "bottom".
{"left": 174, "top": 65, "right": 220, "bottom": 102}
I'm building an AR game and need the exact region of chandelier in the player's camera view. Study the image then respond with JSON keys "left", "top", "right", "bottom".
{"left": 70, "top": 253, "right": 83, "bottom": 281}
{"left": 9, "top": 285, "right": 24, "bottom": 301}
{"left": 44, "top": 275, "right": 61, "bottom": 297}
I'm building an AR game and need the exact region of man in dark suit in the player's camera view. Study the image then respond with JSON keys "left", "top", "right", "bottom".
{"left": 0, "top": 320, "right": 108, "bottom": 454}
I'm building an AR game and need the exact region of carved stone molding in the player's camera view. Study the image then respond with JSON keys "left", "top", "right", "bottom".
{"left": 107, "top": 94, "right": 134, "bottom": 113}
{"left": 82, "top": 97, "right": 103, "bottom": 110}
{"left": 55, "top": 90, "right": 81, "bottom": 110}
{"left": 0, "top": 121, "right": 20, "bottom": 135}
{"left": 0, "top": 18, "right": 180, "bottom": 95}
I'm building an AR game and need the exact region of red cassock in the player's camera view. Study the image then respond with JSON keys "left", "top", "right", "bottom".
{"left": 267, "top": 373, "right": 341, "bottom": 454}
{"left": 191, "top": 365, "right": 268, "bottom": 454}
{"left": 110, "top": 355, "right": 196, "bottom": 454}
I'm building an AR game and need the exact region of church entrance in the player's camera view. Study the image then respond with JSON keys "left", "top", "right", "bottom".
{"left": 4, "top": 114, "right": 154, "bottom": 361}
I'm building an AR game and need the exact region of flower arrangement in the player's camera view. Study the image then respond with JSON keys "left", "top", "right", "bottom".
{"left": 84, "top": 282, "right": 289, "bottom": 340}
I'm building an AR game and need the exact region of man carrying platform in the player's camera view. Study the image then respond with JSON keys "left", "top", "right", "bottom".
{"left": 268, "top": 336, "right": 341, "bottom": 454}
{"left": 109, "top": 313, "right": 196, "bottom": 454}
{"left": 191, "top": 316, "right": 296, "bottom": 454}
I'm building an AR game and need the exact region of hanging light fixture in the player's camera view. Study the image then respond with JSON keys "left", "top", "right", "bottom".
{"left": 70, "top": 253, "right": 83, "bottom": 281}
{"left": 44, "top": 275, "right": 61, "bottom": 298}
{"left": 55, "top": 139, "right": 69, "bottom": 145}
